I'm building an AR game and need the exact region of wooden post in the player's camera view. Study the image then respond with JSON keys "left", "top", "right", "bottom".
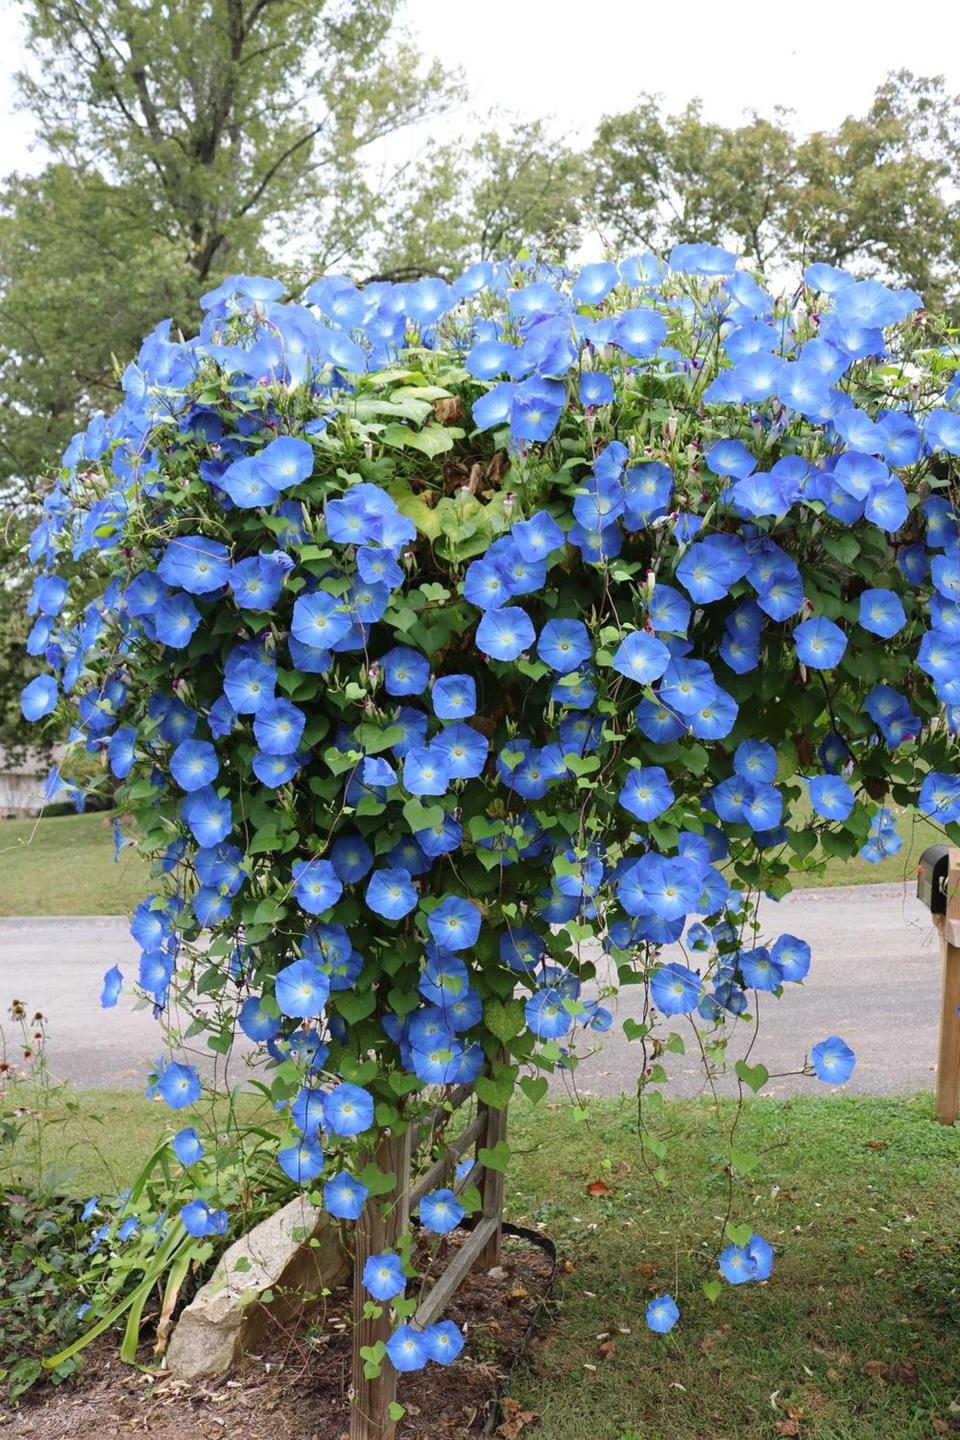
{"left": 473, "top": 1100, "right": 505, "bottom": 1271}
{"left": 935, "top": 848, "right": 960, "bottom": 1125}
{"left": 350, "top": 1128, "right": 412, "bottom": 1440}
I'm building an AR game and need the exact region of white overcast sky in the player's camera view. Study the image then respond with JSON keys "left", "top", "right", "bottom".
{"left": 0, "top": 0, "right": 957, "bottom": 178}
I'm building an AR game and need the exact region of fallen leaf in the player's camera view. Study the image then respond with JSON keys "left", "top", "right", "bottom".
{"left": 864, "top": 1140, "right": 889, "bottom": 1151}
{"left": 497, "top": 1397, "right": 539, "bottom": 1439}
{"left": 887, "top": 1360, "right": 918, "bottom": 1385}
{"left": 597, "top": 1341, "right": 618, "bottom": 1362}
{"left": 509, "top": 1287, "right": 529, "bottom": 1300}
{"left": 861, "top": 1360, "right": 888, "bottom": 1378}
{"left": 775, "top": 1422, "right": 801, "bottom": 1437}
{"left": 586, "top": 1180, "right": 613, "bottom": 1197}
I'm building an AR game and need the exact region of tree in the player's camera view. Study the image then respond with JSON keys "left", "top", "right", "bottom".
{"left": 591, "top": 97, "right": 795, "bottom": 272}
{"left": 371, "top": 118, "right": 586, "bottom": 279}
{"left": 0, "top": 0, "right": 456, "bottom": 494}
{"left": 591, "top": 72, "right": 960, "bottom": 308}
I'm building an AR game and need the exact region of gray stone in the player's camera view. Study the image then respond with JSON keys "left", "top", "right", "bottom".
{"left": 165, "top": 1195, "right": 349, "bottom": 1378}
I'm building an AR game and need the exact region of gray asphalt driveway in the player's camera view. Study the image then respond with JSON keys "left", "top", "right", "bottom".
{"left": 0, "top": 881, "right": 943, "bottom": 1099}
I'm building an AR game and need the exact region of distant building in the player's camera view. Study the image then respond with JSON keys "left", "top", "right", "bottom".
{"left": 0, "top": 745, "right": 61, "bottom": 817}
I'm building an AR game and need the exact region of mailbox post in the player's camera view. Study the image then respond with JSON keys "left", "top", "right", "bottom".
{"left": 918, "top": 845, "right": 960, "bottom": 1125}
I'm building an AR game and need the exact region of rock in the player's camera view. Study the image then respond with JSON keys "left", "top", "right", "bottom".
{"left": 166, "top": 1195, "right": 349, "bottom": 1378}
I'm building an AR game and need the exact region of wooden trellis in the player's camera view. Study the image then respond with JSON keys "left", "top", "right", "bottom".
{"left": 350, "top": 1086, "right": 507, "bottom": 1440}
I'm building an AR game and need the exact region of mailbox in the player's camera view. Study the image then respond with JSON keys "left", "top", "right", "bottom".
{"left": 919, "top": 844, "right": 951, "bottom": 914}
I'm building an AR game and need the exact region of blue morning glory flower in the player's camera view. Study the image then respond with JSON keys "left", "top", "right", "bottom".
{"left": 292, "top": 858, "right": 342, "bottom": 915}
{"left": 646, "top": 1294, "right": 680, "bottom": 1333}
{"left": 428, "top": 896, "right": 481, "bottom": 952}
{"left": 771, "top": 934, "right": 811, "bottom": 982}
{"left": 180, "top": 1198, "right": 229, "bottom": 1237}
{"left": 611, "top": 631, "right": 671, "bottom": 684}
{"left": 419, "top": 1188, "right": 465, "bottom": 1235}
{"left": 155, "top": 1060, "right": 201, "bottom": 1110}
{"left": 329, "top": 834, "right": 374, "bottom": 884}
{"left": 858, "top": 588, "right": 906, "bottom": 638}
{"left": 806, "top": 774, "right": 855, "bottom": 820}
{"left": 170, "top": 739, "right": 219, "bottom": 792}
{"left": 573, "top": 260, "right": 619, "bottom": 304}
{"left": 670, "top": 241, "right": 737, "bottom": 275}
{"left": 423, "top": 1319, "right": 465, "bottom": 1364}
{"left": 464, "top": 556, "right": 513, "bottom": 610}
{"left": 793, "top": 616, "right": 846, "bottom": 669}
{"left": 21, "top": 674, "right": 59, "bottom": 721}
{"left": 386, "top": 1323, "right": 428, "bottom": 1372}
{"left": 811, "top": 1035, "right": 856, "bottom": 1084}
{"left": 403, "top": 745, "right": 451, "bottom": 796}
{"left": 739, "top": 946, "right": 783, "bottom": 991}
{"left": 580, "top": 371, "right": 614, "bottom": 406}
{"left": 719, "top": 1233, "right": 773, "bottom": 1285}
{"left": 615, "top": 307, "right": 667, "bottom": 357}
{"left": 324, "top": 1082, "right": 374, "bottom": 1137}
{"left": 275, "top": 958, "right": 330, "bottom": 1018}
{"left": 525, "top": 987, "right": 573, "bottom": 1039}
{"left": 253, "top": 750, "right": 305, "bottom": 787}
{"left": 291, "top": 592, "right": 352, "bottom": 650}
{"left": 466, "top": 339, "right": 517, "bottom": 379}
{"left": 476, "top": 606, "right": 535, "bottom": 661}
{"left": 362, "top": 1249, "right": 408, "bottom": 1307}
{"left": 173, "top": 1127, "right": 204, "bottom": 1166}
{"left": 238, "top": 994, "right": 280, "bottom": 1041}
{"left": 362, "top": 756, "right": 397, "bottom": 789}
{"left": 108, "top": 725, "right": 137, "bottom": 778}
{"left": 158, "top": 535, "right": 230, "bottom": 595}
{"left": 253, "top": 700, "right": 306, "bottom": 755}
{"left": 651, "top": 962, "right": 701, "bottom": 1014}
{"left": 382, "top": 645, "right": 430, "bottom": 696}
{"left": 733, "top": 740, "right": 777, "bottom": 784}
{"left": 366, "top": 866, "right": 418, "bottom": 919}
{"left": 323, "top": 1170, "right": 368, "bottom": 1220}
{"left": 223, "top": 658, "right": 276, "bottom": 713}
{"left": 228, "top": 553, "right": 286, "bottom": 611}
{"left": 918, "top": 771, "right": 960, "bottom": 822}
{"left": 181, "top": 786, "right": 232, "bottom": 846}
{"left": 278, "top": 1139, "right": 325, "bottom": 1183}
{"left": 511, "top": 511, "right": 564, "bottom": 562}
{"left": 432, "top": 722, "right": 489, "bottom": 779}
{"left": 432, "top": 674, "right": 477, "bottom": 719}
{"left": 100, "top": 964, "right": 123, "bottom": 1008}
{"left": 619, "top": 766, "right": 674, "bottom": 821}
{"left": 537, "top": 618, "right": 592, "bottom": 674}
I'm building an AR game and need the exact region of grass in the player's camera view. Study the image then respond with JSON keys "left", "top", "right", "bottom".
{"left": 5, "top": 1085, "right": 960, "bottom": 1438}
{"left": 0, "top": 802, "right": 943, "bottom": 918}
{"left": 0, "top": 812, "right": 149, "bottom": 916}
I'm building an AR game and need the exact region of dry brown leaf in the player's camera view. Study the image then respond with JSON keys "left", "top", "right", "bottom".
{"left": 774, "top": 1422, "right": 801, "bottom": 1437}
{"left": 888, "top": 1360, "right": 918, "bottom": 1385}
{"left": 864, "top": 1140, "right": 889, "bottom": 1151}
{"left": 434, "top": 396, "right": 466, "bottom": 426}
{"left": 597, "top": 1340, "right": 618, "bottom": 1362}
{"left": 509, "top": 1287, "right": 529, "bottom": 1300}
{"left": 586, "top": 1179, "right": 613, "bottom": 1197}
{"left": 497, "top": 1396, "right": 539, "bottom": 1439}
{"left": 861, "top": 1360, "right": 888, "bottom": 1377}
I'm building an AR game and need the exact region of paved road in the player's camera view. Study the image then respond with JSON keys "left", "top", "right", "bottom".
{"left": 0, "top": 882, "right": 945, "bottom": 1099}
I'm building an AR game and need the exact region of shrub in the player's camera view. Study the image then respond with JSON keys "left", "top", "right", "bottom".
{"left": 19, "top": 248, "right": 960, "bottom": 1365}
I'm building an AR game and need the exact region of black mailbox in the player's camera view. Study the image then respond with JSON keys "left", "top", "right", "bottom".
{"left": 918, "top": 845, "right": 951, "bottom": 914}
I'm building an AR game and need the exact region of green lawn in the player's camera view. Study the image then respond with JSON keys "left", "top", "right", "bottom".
{"left": 6, "top": 1087, "right": 960, "bottom": 1438}
{"left": 0, "top": 812, "right": 149, "bottom": 915}
{"left": 0, "top": 803, "right": 942, "bottom": 917}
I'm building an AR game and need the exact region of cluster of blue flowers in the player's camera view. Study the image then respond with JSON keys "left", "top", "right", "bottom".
{"left": 22, "top": 240, "right": 960, "bottom": 1352}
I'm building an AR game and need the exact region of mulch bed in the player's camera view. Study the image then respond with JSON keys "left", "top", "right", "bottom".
{"left": 5, "top": 1230, "right": 555, "bottom": 1440}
